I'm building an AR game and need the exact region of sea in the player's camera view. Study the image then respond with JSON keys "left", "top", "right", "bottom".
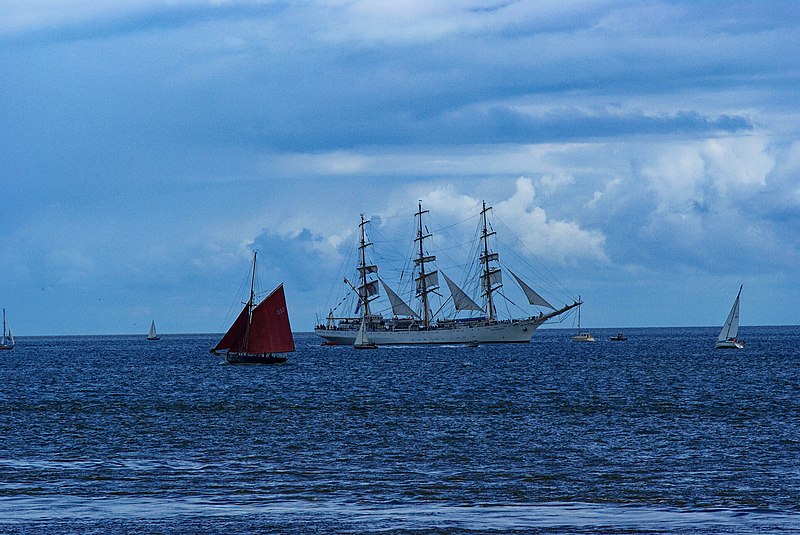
{"left": 1, "top": 326, "right": 799, "bottom": 534}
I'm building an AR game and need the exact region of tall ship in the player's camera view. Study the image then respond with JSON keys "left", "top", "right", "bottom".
{"left": 315, "top": 201, "right": 581, "bottom": 346}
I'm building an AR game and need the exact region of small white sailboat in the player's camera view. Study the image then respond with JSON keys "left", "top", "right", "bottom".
{"left": 0, "top": 309, "right": 14, "bottom": 350}
{"left": 147, "top": 320, "right": 160, "bottom": 341}
{"left": 571, "top": 299, "right": 595, "bottom": 342}
{"left": 715, "top": 285, "right": 744, "bottom": 349}
{"left": 353, "top": 318, "right": 377, "bottom": 349}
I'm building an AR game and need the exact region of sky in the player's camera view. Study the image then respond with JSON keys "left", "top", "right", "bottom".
{"left": 2, "top": 1, "right": 799, "bottom": 335}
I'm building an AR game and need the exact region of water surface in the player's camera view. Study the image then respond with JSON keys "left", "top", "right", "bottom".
{"left": 1, "top": 327, "right": 798, "bottom": 533}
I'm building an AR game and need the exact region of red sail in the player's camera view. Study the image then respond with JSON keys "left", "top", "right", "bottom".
{"left": 246, "top": 284, "right": 295, "bottom": 354}
{"left": 212, "top": 304, "right": 250, "bottom": 352}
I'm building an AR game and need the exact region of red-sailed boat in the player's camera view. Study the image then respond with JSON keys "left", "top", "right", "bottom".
{"left": 211, "top": 252, "right": 295, "bottom": 364}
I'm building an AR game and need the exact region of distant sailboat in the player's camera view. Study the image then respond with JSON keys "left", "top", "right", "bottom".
{"left": 353, "top": 318, "right": 377, "bottom": 349}
{"left": 147, "top": 320, "right": 160, "bottom": 341}
{"left": 571, "top": 299, "right": 595, "bottom": 342}
{"left": 0, "top": 309, "right": 14, "bottom": 351}
{"left": 715, "top": 285, "right": 744, "bottom": 349}
{"left": 211, "top": 252, "right": 295, "bottom": 364}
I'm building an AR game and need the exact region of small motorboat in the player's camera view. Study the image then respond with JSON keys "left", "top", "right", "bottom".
{"left": 609, "top": 333, "right": 627, "bottom": 341}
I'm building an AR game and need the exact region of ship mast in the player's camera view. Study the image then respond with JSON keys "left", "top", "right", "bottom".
{"left": 480, "top": 201, "right": 502, "bottom": 322}
{"left": 356, "top": 214, "right": 378, "bottom": 319}
{"left": 244, "top": 251, "right": 257, "bottom": 348}
{"left": 414, "top": 201, "right": 438, "bottom": 329}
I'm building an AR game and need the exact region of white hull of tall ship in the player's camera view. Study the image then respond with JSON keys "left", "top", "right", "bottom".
{"left": 316, "top": 317, "right": 547, "bottom": 345}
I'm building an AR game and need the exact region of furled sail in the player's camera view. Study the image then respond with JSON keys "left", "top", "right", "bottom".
{"left": 718, "top": 285, "right": 742, "bottom": 342}
{"left": 441, "top": 272, "right": 483, "bottom": 311}
{"left": 379, "top": 279, "right": 419, "bottom": 318}
{"left": 508, "top": 270, "right": 555, "bottom": 310}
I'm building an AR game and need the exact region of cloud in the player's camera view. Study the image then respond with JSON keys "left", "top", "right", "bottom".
{"left": 3, "top": 1, "right": 800, "bottom": 332}
{"left": 0, "top": 1, "right": 283, "bottom": 42}
{"left": 495, "top": 178, "right": 608, "bottom": 265}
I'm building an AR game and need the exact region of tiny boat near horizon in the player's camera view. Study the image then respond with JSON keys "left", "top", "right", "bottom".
{"left": 571, "top": 299, "right": 594, "bottom": 342}
{"left": 147, "top": 320, "right": 160, "bottom": 340}
{"left": 609, "top": 333, "right": 627, "bottom": 341}
{"left": 0, "top": 309, "right": 14, "bottom": 351}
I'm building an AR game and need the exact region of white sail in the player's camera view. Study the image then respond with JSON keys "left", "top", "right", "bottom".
{"left": 354, "top": 318, "right": 376, "bottom": 348}
{"left": 147, "top": 320, "right": 159, "bottom": 340}
{"left": 717, "top": 286, "right": 742, "bottom": 342}
{"left": 508, "top": 270, "right": 555, "bottom": 310}
{"left": 416, "top": 271, "right": 439, "bottom": 293}
{"left": 379, "top": 279, "right": 419, "bottom": 318}
{"left": 481, "top": 268, "right": 502, "bottom": 292}
{"left": 1, "top": 309, "right": 13, "bottom": 349}
{"left": 441, "top": 272, "right": 483, "bottom": 312}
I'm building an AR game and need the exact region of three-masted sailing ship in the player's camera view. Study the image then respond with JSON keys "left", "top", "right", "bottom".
{"left": 0, "top": 309, "right": 14, "bottom": 351}
{"left": 211, "top": 252, "right": 295, "bottom": 363}
{"left": 315, "top": 201, "right": 580, "bottom": 346}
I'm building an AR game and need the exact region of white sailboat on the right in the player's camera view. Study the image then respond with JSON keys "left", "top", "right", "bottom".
{"left": 715, "top": 285, "right": 744, "bottom": 349}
